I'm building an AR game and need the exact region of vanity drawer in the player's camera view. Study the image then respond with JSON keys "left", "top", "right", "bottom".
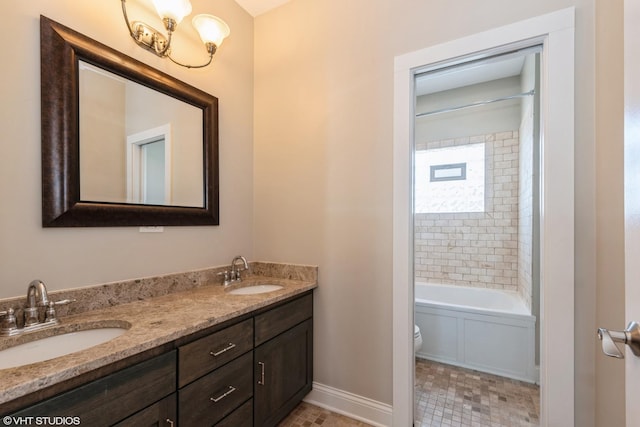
{"left": 11, "top": 350, "right": 176, "bottom": 426}
{"left": 215, "top": 398, "right": 253, "bottom": 427}
{"left": 255, "top": 293, "right": 313, "bottom": 346}
{"left": 178, "top": 318, "right": 253, "bottom": 387}
{"left": 179, "top": 351, "right": 253, "bottom": 427}
{"left": 113, "top": 393, "right": 177, "bottom": 427}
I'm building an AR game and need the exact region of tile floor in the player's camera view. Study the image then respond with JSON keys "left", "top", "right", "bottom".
{"left": 414, "top": 359, "right": 540, "bottom": 427}
{"left": 279, "top": 359, "right": 540, "bottom": 427}
{"left": 278, "top": 401, "right": 371, "bottom": 426}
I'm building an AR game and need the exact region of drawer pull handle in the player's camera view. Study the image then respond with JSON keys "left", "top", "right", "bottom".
{"left": 210, "top": 385, "right": 236, "bottom": 403}
{"left": 210, "top": 342, "right": 236, "bottom": 357}
{"left": 166, "top": 419, "right": 174, "bottom": 427}
{"left": 257, "top": 361, "right": 265, "bottom": 385}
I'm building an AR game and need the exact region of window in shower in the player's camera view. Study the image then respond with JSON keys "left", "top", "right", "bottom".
{"left": 430, "top": 163, "right": 466, "bottom": 182}
{"left": 414, "top": 142, "right": 485, "bottom": 213}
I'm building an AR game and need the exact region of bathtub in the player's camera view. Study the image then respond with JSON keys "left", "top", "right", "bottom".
{"left": 414, "top": 281, "right": 537, "bottom": 383}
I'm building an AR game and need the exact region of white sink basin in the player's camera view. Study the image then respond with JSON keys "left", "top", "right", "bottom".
{"left": 0, "top": 327, "right": 128, "bottom": 370}
{"left": 227, "top": 284, "right": 283, "bottom": 295}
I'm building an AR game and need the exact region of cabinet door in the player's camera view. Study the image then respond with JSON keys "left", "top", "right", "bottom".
{"left": 254, "top": 319, "right": 313, "bottom": 427}
{"left": 113, "top": 393, "right": 177, "bottom": 427}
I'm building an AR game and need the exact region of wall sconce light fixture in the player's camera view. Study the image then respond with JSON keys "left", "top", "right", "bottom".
{"left": 121, "top": 0, "right": 230, "bottom": 69}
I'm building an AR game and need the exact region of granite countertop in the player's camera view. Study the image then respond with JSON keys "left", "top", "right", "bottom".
{"left": 0, "top": 271, "right": 317, "bottom": 407}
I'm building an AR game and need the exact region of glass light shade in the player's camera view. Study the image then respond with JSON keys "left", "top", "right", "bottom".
{"left": 192, "top": 14, "right": 230, "bottom": 47}
{"left": 152, "top": 0, "right": 193, "bottom": 25}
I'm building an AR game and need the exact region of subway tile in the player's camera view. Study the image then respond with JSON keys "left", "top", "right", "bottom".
{"left": 414, "top": 130, "right": 533, "bottom": 292}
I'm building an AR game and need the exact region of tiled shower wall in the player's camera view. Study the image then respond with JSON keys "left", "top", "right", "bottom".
{"left": 414, "top": 131, "right": 521, "bottom": 292}
{"left": 518, "top": 100, "right": 534, "bottom": 310}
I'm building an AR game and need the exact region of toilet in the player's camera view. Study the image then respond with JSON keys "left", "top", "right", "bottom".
{"left": 414, "top": 324, "right": 423, "bottom": 353}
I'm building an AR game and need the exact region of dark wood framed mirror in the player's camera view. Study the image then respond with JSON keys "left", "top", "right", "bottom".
{"left": 40, "top": 15, "right": 219, "bottom": 227}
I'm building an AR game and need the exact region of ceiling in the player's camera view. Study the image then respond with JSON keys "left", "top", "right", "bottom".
{"left": 234, "top": 0, "right": 292, "bottom": 17}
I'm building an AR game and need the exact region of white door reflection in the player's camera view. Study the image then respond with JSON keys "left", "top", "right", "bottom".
{"left": 126, "top": 124, "right": 172, "bottom": 205}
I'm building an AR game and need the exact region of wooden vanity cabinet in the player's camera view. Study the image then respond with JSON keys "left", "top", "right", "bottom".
{"left": 7, "top": 290, "right": 314, "bottom": 427}
{"left": 176, "top": 292, "right": 313, "bottom": 427}
{"left": 254, "top": 293, "right": 313, "bottom": 427}
{"left": 10, "top": 350, "right": 177, "bottom": 426}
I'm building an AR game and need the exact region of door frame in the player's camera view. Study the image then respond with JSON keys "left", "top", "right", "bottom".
{"left": 392, "top": 8, "right": 575, "bottom": 426}
{"left": 126, "top": 123, "right": 173, "bottom": 205}
{"left": 625, "top": 0, "right": 640, "bottom": 424}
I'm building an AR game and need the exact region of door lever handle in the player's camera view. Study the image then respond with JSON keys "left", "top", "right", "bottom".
{"left": 597, "top": 321, "right": 640, "bottom": 358}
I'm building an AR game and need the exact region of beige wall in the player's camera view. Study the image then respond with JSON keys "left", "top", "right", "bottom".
{"left": 252, "top": 1, "right": 621, "bottom": 426}
{"left": 0, "top": 0, "right": 254, "bottom": 296}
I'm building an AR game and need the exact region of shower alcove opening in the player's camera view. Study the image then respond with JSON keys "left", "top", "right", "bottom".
{"left": 413, "top": 48, "right": 541, "bottom": 386}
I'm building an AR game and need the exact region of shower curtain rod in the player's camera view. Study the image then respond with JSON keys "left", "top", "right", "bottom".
{"left": 415, "top": 89, "right": 535, "bottom": 118}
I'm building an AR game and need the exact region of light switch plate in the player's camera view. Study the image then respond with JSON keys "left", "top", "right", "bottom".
{"left": 139, "top": 226, "right": 164, "bottom": 233}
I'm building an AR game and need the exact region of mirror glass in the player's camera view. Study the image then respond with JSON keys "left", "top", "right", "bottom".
{"left": 79, "top": 61, "right": 204, "bottom": 207}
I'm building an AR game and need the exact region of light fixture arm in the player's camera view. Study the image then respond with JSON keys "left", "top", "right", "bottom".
{"left": 121, "top": 0, "right": 135, "bottom": 39}
{"left": 120, "top": 0, "right": 221, "bottom": 69}
{"left": 168, "top": 43, "right": 216, "bottom": 69}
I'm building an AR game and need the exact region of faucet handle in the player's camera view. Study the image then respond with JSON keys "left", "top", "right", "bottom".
{"left": 217, "top": 270, "right": 231, "bottom": 284}
{"left": 0, "top": 308, "right": 18, "bottom": 335}
{"left": 45, "top": 299, "right": 76, "bottom": 323}
{"left": 45, "top": 302, "right": 57, "bottom": 323}
{"left": 52, "top": 299, "right": 76, "bottom": 306}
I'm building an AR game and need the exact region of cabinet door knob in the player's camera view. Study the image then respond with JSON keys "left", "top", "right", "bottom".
{"left": 165, "top": 419, "right": 174, "bottom": 427}
{"left": 257, "top": 361, "right": 266, "bottom": 385}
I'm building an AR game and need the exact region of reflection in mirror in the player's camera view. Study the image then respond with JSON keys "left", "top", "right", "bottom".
{"left": 79, "top": 62, "right": 204, "bottom": 207}
{"left": 138, "top": 138, "right": 166, "bottom": 204}
{"left": 126, "top": 124, "right": 172, "bottom": 205}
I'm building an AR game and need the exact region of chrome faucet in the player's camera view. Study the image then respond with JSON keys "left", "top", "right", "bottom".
{"left": 25, "top": 279, "right": 50, "bottom": 326}
{"left": 231, "top": 255, "right": 249, "bottom": 281}
{"left": 217, "top": 256, "right": 250, "bottom": 286}
{"left": 0, "top": 280, "right": 75, "bottom": 336}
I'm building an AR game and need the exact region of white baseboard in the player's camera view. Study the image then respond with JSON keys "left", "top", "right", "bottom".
{"left": 303, "top": 382, "right": 392, "bottom": 427}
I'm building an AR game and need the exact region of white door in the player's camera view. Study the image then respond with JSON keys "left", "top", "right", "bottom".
{"left": 625, "top": 0, "right": 640, "bottom": 424}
